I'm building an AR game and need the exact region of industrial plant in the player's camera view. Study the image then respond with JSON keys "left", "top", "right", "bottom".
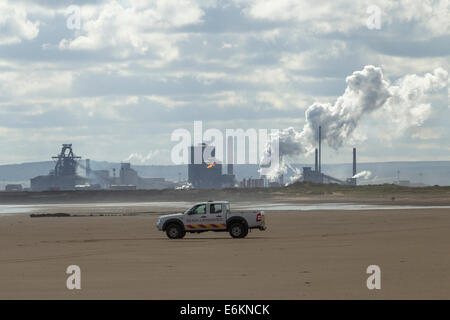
{"left": 302, "top": 126, "right": 358, "bottom": 186}
{"left": 23, "top": 128, "right": 360, "bottom": 192}
{"left": 30, "top": 144, "right": 176, "bottom": 191}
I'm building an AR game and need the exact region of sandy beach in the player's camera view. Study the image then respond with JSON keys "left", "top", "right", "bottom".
{"left": 0, "top": 201, "right": 449, "bottom": 299}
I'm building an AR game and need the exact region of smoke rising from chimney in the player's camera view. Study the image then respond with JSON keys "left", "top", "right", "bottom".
{"left": 353, "top": 170, "right": 372, "bottom": 179}
{"left": 260, "top": 65, "right": 449, "bottom": 181}
{"left": 125, "top": 150, "right": 160, "bottom": 164}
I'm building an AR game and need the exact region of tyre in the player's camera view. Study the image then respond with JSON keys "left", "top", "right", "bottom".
{"left": 229, "top": 222, "right": 248, "bottom": 238}
{"left": 166, "top": 223, "right": 185, "bottom": 239}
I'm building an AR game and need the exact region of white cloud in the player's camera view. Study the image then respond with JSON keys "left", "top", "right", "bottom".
{"left": 211, "top": 91, "right": 248, "bottom": 107}
{"left": 0, "top": 70, "right": 74, "bottom": 98}
{"left": 59, "top": 0, "right": 204, "bottom": 59}
{"left": 0, "top": 1, "right": 39, "bottom": 45}
{"left": 144, "top": 95, "right": 187, "bottom": 108}
{"left": 392, "top": 0, "right": 450, "bottom": 36}
{"left": 243, "top": 67, "right": 290, "bottom": 85}
{"left": 256, "top": 91, "right": 309, "bottom": 110}
{"left": 280, "top": 41, "right": 347, "bottom": 70}
{"left": 222, "top": 42, "right": 233, "bottom": 49}
{"left": 237, "top": 0, "right": 368, "bottom": 33}
{"left": 375, "top": 55, "right": 450, "bottom": 79}
{"left": 411, "top": 127, "right": 442, "bottom": 140}
{"left": 237, "top": 0, "right": 450, "bottom": 36}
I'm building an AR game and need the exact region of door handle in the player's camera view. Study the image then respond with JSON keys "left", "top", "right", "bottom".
{"left": 201, "top": 216, "right": 206, "bottom": 218}
{"left": 216, "top": 215, "right": 222, "bottom": 217}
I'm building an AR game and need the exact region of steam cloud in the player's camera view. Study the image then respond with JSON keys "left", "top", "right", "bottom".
{"left": 124, "top": 150, "right": 160, "bottom": 164}
{"left": 176, "top": 182, "right": 193, "bottom": 190}
{"left": 261, "top": 65, "right": 448, "bottom": 180}
{"left": 352, "top": 170, "right": 372, "bottom": 180}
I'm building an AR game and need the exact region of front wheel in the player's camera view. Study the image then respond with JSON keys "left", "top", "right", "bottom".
{"left": 166, "top": 224, "right": 185, "bottom": 239}
{"left": 229, "top": 222, "right": 248, "bottom": 238}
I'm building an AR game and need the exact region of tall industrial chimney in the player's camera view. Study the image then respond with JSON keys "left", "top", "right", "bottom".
{"left": 86, "top": 159, "right": 91, "bottom": 177}
{"left": 318, "top": 126, "right": 322, "bottom": 173}
{"left": 315, "top": 148, "right": 318, "bottom": 172}
{"left": 352, "top": 148, "right": 356, "bottom": 177}
{"left": 227, "top": 136, "right": 234, "bottom": 175}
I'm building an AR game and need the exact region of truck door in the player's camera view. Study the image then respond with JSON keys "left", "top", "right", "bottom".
{"left": 185, "top": 204, "right": 209, "bottom": 231}
{"left": 207, "top": 203, "right": 227, "bottom": 230}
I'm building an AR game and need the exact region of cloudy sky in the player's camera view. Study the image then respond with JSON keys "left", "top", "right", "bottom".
{"left": 0, "top": 0, "right": 448, "bottom": 165}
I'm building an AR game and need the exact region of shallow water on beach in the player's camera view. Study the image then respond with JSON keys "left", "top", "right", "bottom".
{"left": 0, "top": 205, "right": 38, "bottom": 216}
{"left": 0, "top": 201, "right": 450, "bottom": 215}
{"left": 237, "top": 203, "right": 450, "bottom": 211}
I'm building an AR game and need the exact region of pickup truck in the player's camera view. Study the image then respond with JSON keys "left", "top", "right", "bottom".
{"left": 156, "top": 201, "right": 266, "bottom": 239}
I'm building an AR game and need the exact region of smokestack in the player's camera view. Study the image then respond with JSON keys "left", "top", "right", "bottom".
{"left": 314, "top": 148, "right": 318, "bottom": 172}
{"left": 261, "top": 175, "right": 267, "bottom": 188}
{"left": 318, "top": 126, "right": 322, "bottom": 173}
{"left": 227, "top": 136, "right": 234, "bottom": 175}
{"left": 353, "top": 148, "right": 356, "bottom": 177}
{"left": 86, "top": 159, "right": 91, "bottom": 177}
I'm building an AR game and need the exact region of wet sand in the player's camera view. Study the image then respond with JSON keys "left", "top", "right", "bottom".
{"left": 0, "top": 204, "right": 449, "bottom": 299}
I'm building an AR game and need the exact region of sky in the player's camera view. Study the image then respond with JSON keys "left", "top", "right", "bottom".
{"left": 0, "top": 0, "right": 448, "bottom": 165}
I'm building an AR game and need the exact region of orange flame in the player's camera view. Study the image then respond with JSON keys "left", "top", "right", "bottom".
{"left": 207, "top": 162, "right": 216, "bottom": 168}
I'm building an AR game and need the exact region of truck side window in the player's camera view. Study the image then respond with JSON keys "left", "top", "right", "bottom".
{"left": 192, "top": 204, "right": 206, "bottom": 215}
{"left": 210, "top": 204, "right": 222, "bottom": 214}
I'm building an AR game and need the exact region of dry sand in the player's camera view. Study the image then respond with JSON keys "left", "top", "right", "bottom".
{"left": 0, "top": 204, "right": 449, "bottom": 299}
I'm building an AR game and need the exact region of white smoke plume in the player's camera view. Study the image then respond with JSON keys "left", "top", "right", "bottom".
{"left": 124, "top": 150, "right": 160, "bottom": 164}
{"left": 176, "top": 182, "right": 193, "bottom": 190}
{"left": 287, "top": 166, "right": 303, "bottom": 184}
{"left": 259, "top": 65, "right": 448, "bottom": 180}
{"left": 382, "top": 68, "right": 449, "bottom": 134}
{"left": 352, "top": 170, "right": 372, "bottom": 180}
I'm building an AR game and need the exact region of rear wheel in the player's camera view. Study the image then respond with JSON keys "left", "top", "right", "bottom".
{"left": 166, "top": 223, "right": 185, "bottom": 239}
{"left": 229, "top": 222, "right": 248, "bottom": 238}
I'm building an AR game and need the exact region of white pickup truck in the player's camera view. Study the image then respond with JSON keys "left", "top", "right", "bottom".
{"left": 156, "top": 201, "right": 266, "bottom": 239}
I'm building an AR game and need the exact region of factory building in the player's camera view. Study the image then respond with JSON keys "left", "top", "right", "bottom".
{"left": 240, "top": 178, "right": 264, "bottom": 188}
{"left": 119, "top": 162, "right": 139, "bottom": 186}
{"left": 5, "top": 184, "right": 23, "bottom": 192}
{"left": 116, "top": 162, "right": 176, "bottom": 190}
{"left": 91, "top": 170, "right": 111, "bottom": 189}
{"left": 188, "top": 143, "right": 235, "bottom": 189}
